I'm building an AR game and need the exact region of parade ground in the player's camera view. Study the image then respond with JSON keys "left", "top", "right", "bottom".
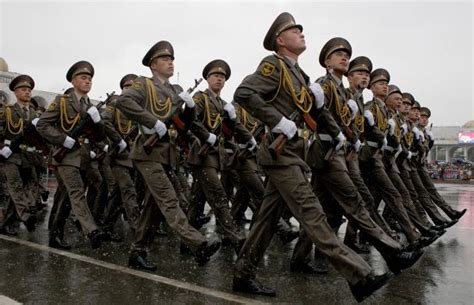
{"left": 1, "top": 182, "right": 472, "bottom": 305}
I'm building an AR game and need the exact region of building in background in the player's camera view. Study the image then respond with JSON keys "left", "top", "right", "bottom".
{"left": 0, "top": 57, "right": 59, "bottom": 107}
{"left": 430, "top": 121, "right": 474, "bottom": 162}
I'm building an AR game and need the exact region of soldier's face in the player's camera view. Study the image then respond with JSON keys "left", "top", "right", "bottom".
{"left": 72, "top": 74, "right": 92, "bottom": 94}
{"left": 408, "top": 108, "right": 419, "bottom": 121}
{"left": 400, "top": 100, "right": 411, "bottom": 114}
{"left": 151, "top": 56, "right": 174, "bottom": 78}
{"left": 14, "top": 87, "right": 32, "bottom": 103}
{"left": 207, "top": 73, "right": 226, "bottom": 93}
{"left": 277, "top": 28, "right": 306, "bottom": 55}
{"left": 325, "top": 51, "right": 350, "bottom": 74}
{"left": 419, "top": 115, "right": 429, "bottom": 127}
{"left": 348, "top": 71, "right": 370, "bottom": 89}
{"left": 371, "top": 81, "right": 388, "bottom": 98}
{"left": 385, "top": 92, "right": 402, "bottom": 110}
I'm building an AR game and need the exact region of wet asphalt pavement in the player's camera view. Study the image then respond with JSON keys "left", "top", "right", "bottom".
{"left": 1, "top": 182, "right": 473, "bottom": 305}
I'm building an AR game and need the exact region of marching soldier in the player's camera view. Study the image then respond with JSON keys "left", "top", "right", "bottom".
{"left": 295, "top": 38, "right": 421, "bottom": 275}
{"left": 344, "top": 56, "right": 393, "bottom": 251}
{"left": 359, "top": 68, "right": 428, "bottom": 248}
{"left": 232, "top": 13, "right": 393, "bottom": 302}
{"left": 116, "top": 41, "right": 221, "bottom": 271}
{"left": 396, "top": 92, "right": 447, "bottom": 232}
{"left": 407, "top": 101, "right": 456, "bottom": 227}
{"left": 187, "top": 59, "right": 251, "bottom": 251}
{"left": 36, "top": 61, "right": 107, "bottom": 249}
{"left": 235, "top": 105, "right": 300, "bottom": 242}
{"left": 380, "top": 85, "right": 443, "bottom": 241}
{"left": 0, "top": 75, "right": 40, "bottom": 234}
{"left": 417, "top": 106, "right": 467, "bottom": 220}
{"left": 100, "top": 74, "right": 141, "bottom": 234}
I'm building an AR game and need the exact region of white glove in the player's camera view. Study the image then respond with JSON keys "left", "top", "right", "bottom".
{"left": 118, "top": 139, "right": 127, "bottom": 153}
{"left": 363, "top": 110, "right": 375, "bottom": 127}
{"left": 387, "top": 119, "right": 396, "bottom": 136}
{"left": 426, "top": 130, "right": 434, "bottom": 141}
{"left": 224, "top": 103, "right": 237, "bottom": 120}
{"left": 309, "top": 83, "right": 324, "bottom": 109}
{"left": 206, "top": 133, "right": 217, "bottom": 146}
{"left": 381, "top": 137, "right": 388, "bottom": 150}
{"left": 31, "top": 118, "right": 40, "bottom": 126}
{"left": 271, "top": 116, "right": 297, "bottom": 139}
{"left": 179, "top": 91, "right": 195, "bottom": 108}
{"left": 154, "top": 119, "right": 167, "bottom": 138}
{"left": 347, "top": 99, "right": 358, "bottom": 120}
{"left": 407, "top": 151, "right": 412, "bottom": 160}
{"left": 395, "top": 144, "right": 403, "bottom": 158}
{"left": 401, "top": 123, "right": 408, "bottom": 135}
{"left": 102, "top": 145, "right": 109, "bottom": 153}
{"left": 90, "top": 151, "right": 97, "bottom": 159}
{"left": 0, "top": 146, "right": 12, "bottom": 159}
{"left": 353, "top": 139, "right": 362, "bottom": 152}
{"left": 412, "top": 127, "right": 421, "bottom": 140}
{"left": 247, "top": 137, "right": 257, "bottom": 151}
{"left": 63, "top": 136, "right": 75, "bottom": 149}
{"left": 87, "top": 106, "right": 101, "bottom": 123}
{"left": 334, "top": 131, "right": 346, "bottom": 151}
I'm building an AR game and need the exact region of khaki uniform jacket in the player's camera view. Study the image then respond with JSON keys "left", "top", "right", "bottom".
{"left": 115, "top": 76, "right": 191, "bottom": 168}
{"left": 359, "top": 98, "right": 387, "bottom": 167}
{"left": 101, "top": 100, "right": 134, "bottom": 168}
{"left": 345, "top": 86, "right": 365, "bottom": 143}
{"left": 233, "top": 54, "right": 317, "bottom": 170}
{"left": 0, "top": 102, "right": 40, "bottom": 167}
{"left": 36, "top": 92, "right": 105, "bottom": 168}
{"left": 232, "top": 104, "right": 263, "bottom": 171}
{"left": 395, "top": 114, "right": 412, "bottom": 172}
{"left": 188, "top": 89, "right": 252, "bottom": 170}
{"left": 382, "top": 108, "right": 402, "bottom": 173}
{"left": 307, "top": 73, "right": 348, "bottom": 170}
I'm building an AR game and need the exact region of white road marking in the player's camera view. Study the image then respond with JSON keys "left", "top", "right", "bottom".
{"left": 0, "top": 295, "right": 22, "bottom": 305}
{"left": 0, "top": 235, "right": 268, "bottom": 305}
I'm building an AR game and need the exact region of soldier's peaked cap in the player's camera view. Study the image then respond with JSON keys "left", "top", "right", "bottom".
{"left": 387, "top": 84, "right": 402, "bottom": 97}
{"left": 420, "top": 106, "right": 431, "bottom": 118}
{"left": 346, "top": 56, "right": 372, "bottom": 76}
{"left": 319, "top": 37, "right": 352, "bottom": 68}
{"left": 202, "top": 60, "right": 231, "bottom": 80}
{"left": 66, "top": 61, "right": 94, "bottom": 82}
{"left": 120, "top": 74, "right": 138, "bottom": 89}
{"left": 142, "top": 41, "right": 174, "bottom": 66}
{"left": 9, "top": 74, "right": 35, "bottom": 91}
{"left": 369, "top": 68, "right": 390, "bottom": 88}
{"left": 402, "top": 92, "right": 415, "bottom": 105}
{"left": 263, "top": 12, "right": 303, "bottom": 51}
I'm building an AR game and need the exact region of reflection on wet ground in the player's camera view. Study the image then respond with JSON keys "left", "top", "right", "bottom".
{"left": 0, "top": 183, "right": 473, "bottom": 304}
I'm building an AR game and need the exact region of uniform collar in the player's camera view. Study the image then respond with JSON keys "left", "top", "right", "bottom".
{"left": 74, "top": 91, "right": 89, "bottom": 102}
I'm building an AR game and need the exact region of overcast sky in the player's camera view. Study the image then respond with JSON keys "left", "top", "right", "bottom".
{"left": 1, "top": 0, "right": 472, "bottom": 126}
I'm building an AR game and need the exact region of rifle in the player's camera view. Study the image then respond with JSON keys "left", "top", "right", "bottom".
{"left": 344, "top": 85, "right": 365, "bottom": 162}
{"left": 197, "top": 114, "right": 235, "bottom": 158}
{"left": 0, "top": 123, "right": 41, "bottom": 160}
{"left": 143, "top": 78, "right": 203, "bottom": 154}
{"left": 108, "top": 124, "right": 138, "bottom": 158}
{"left": 52, "top": 91, "right": 115, "bottom": 162}
{"left": 268, "top": 111, "right": 316, "bottom": 160}
{"left": 236, "top": 123, "right": 266, "bottom": 160}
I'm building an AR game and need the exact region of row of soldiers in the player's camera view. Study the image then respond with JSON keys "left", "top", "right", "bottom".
{"left": 0, "top": 12, "right": 467, "bottom": 303}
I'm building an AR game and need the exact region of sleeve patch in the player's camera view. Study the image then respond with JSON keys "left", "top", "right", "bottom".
{"left": 48, "top": 102, "right": 57, "bottom": 111}
{"left": 131, "top": 80, "right": 143, "bottom": 89}
{"left": 261, "top": 63, "right": 275, "bottom": 77}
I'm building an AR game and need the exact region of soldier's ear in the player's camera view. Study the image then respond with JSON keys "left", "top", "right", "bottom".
{"left": 324, "top": 58, "right": 331, "bottom": 69}
{"left": 275, "top": 36, "right": 285, "bottom": 50}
